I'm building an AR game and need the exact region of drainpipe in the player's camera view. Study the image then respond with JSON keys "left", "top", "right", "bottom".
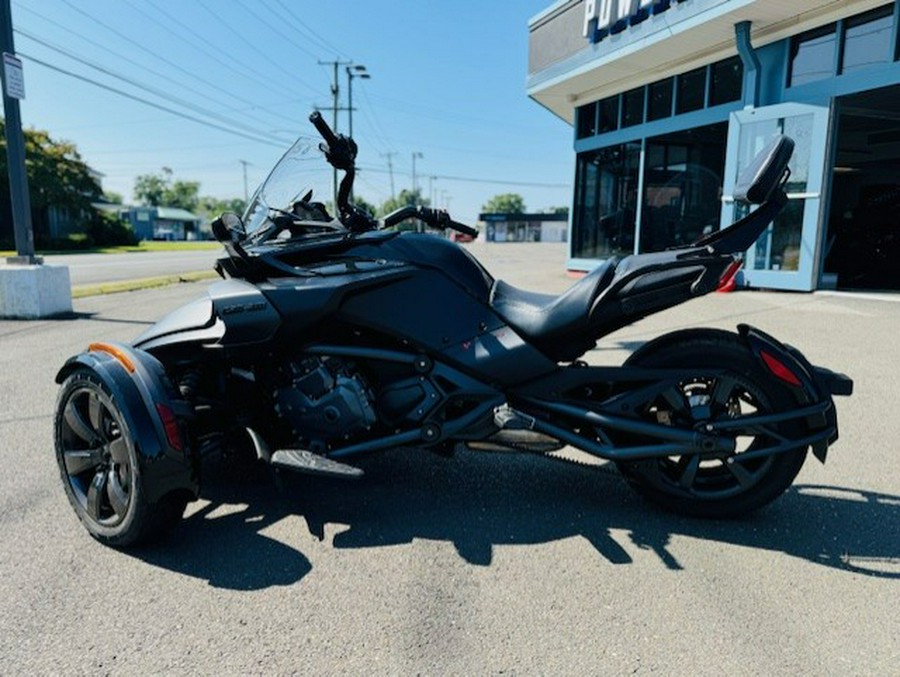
{"left": 735, "top": 21, "right": 760, "bottom": 109}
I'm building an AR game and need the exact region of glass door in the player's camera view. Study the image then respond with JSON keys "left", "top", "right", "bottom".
{"left": 719, "top": 102, "right": 832, "bottom": 291}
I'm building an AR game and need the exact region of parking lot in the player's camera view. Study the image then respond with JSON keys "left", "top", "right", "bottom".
{"left": 0, "top": 241, "right": 897, "bottom": 675}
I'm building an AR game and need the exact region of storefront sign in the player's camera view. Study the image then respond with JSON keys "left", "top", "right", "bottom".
{"left": 583, "top": 0, "right": 687, "bottom": 42}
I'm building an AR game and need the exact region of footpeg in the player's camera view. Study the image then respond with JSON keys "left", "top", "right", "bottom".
{"left": 270, "top": 449, "right": 364, "bottom": 479}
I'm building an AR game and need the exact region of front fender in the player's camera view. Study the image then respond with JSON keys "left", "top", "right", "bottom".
{"left": 56, "top": 342, "right": 199, "bottom": 502}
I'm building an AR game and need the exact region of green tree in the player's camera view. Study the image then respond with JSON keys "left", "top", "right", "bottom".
{"left": 133, "top": 168, "right": 170, "bottom": 206}
{"left": 102, "top": 190, "right": 124, "bottom": 205}
{"left": 379, "top": 188, "right": 427, "bottom": 217}
{"left": 165, "top": 180, "right": 200, "bottom": 212}
{"left": 0, "top": 122, "right": 103, "bottom": 245}
{"left": 198, "top": 196, "right": 246, "bottom": 220}
{"left": 133, "top": 167, "right": 200, "bottom": 211}
{"left": 352, "top": 195, "right": 377, "bottom": 218}
{"left": 482, "top": 193, "right": 526, "bottom": 214}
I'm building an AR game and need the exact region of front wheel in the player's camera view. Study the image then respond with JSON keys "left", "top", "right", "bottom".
{"left": 615, "top": 329, "right": 807, "bottom": 518}
{"left": 54, "top": 368, "right": 187, "bottom": 547}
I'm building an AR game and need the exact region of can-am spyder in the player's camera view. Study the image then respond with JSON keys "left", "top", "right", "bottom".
{"left": 54, "top": 112, "right": 852, "bottom": 546}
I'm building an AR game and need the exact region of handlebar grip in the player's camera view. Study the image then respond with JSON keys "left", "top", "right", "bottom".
{"left": 309, "top": 111, "right": 338, "bottom": 146}
{"left": 450, "top": 221, "right": 479, "bottom": 239}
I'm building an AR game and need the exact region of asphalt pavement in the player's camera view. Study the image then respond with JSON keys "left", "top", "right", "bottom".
{"left": 0, "top": 241, "right": 897, "bottom": 675}
{"left": 42, "top": 249, "right": 224, "bottom": 286}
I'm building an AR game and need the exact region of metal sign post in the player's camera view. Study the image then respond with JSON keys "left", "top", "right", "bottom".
{"left": 0, "top": 0, "right": 40, "bottom": 264}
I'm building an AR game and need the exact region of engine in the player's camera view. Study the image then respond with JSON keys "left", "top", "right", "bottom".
{"left": 273, "top": 356, "right": 377, "bottom": 450}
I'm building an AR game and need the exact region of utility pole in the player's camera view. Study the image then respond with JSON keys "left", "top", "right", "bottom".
{"left": 381, "top": 152, "right": 397, "bottom": 200}
{"left": 0, "top": 0, "right": 71, "bottom": 318}
{"left": 318, "top": 59, "right": 352, "bottom": 207}
{"left": 239, "top": 159, "right": 250, "bottom": 203}
{"left": 411, "top": 151, "right": 423, "bottom": 231}
{"left": 0, "top": 0, "right": 37, "bottom": 264}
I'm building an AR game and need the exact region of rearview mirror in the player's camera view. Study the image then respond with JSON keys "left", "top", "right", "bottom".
{"left": 211, "top": 212, "right": 245, "bottom": 243}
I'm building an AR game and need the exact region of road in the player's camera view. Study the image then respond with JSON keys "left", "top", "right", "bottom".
{"left": 43, "top": 249, "right": 223, "bottom": 286}
{"left": 1, "top": 241, "right": 897, "bottom": 674}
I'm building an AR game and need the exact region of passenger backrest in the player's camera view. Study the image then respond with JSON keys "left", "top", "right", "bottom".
{"left": 733, "top": 135, "right": 795, "bottom": 205}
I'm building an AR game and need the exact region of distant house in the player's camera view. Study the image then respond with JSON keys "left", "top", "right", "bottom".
{"left": 479, "top": 212, "right": 568, "bottom": 243}
{"left": 94, "top": 204, "right": 203, "bottom": 241}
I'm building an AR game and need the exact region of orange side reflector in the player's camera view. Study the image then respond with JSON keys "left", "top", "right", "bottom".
{"left": 88, "top": 343, "right": 136, "bottom": 373}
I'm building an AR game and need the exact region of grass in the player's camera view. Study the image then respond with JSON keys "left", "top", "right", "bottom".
{"left": 71, "top": 270, "right": 220, "bottom": 298}
{"left": 1, "top": 241, "right": 223, "bottom": 257}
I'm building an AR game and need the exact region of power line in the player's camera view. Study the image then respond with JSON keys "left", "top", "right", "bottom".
{"left": 15, "top": 1, "right": 305, "bottom": 129}
{"left": 131, "top": 0, "right": 311, "bottom": 117}
{"left": 15, "top": 28, "right": 289, "bottom": 143}
{"left": 268, "top": 0, "right": 346, "bottom": 58}
{"left": 195, "top": 0, "right": 321, "bottom": 97}
{"left": 20, "top": 52, "right": 285, "bottom": 148}
{"left": 356, "top": 164, "right": 569, "bottom": 189}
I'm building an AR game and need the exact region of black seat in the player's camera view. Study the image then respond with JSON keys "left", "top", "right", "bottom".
{"left": 489, "top": 258, "right": 617, "bottom": 356}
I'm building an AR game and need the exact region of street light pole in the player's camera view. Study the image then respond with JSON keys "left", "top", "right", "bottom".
{"left": 319, "top": 58, "right": 351, "bottom": 208}
{"left": 345, "top": 64, "right": 370, "bottom": 141}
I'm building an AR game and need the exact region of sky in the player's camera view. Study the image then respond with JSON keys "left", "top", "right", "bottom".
{"left": 12, "top": 0, "right": 576, "bottom": 225}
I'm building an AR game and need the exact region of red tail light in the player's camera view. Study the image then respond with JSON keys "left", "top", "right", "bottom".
{"left": 760, "top": 350, "right": 802, "bottom": 387}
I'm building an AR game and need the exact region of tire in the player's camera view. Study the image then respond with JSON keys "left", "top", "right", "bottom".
{"left": 615, "top": 329, "right": 807, "bottom": 518}
{"left": 54, "top": 368, "right": 187, "bottom": 547}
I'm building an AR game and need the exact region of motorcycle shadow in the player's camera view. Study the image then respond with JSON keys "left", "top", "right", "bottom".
{"left": 134, "top": 448, "right": 900, "bottom": 589}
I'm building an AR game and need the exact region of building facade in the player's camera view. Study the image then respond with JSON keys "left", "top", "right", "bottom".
{"left": 480, "top": 212, "right": 569, "bottom": 242}
{"left": 529, "top": 0, "right": 900, "bottom": 290}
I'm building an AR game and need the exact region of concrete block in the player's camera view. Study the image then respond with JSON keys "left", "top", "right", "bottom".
{"left": 0, "top": 264, "right": 72, "bottom": 318}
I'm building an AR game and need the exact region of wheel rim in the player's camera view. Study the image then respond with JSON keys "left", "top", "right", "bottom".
{"left": 637, "top": 374, "right": 776, "bottom": 500}
{"left": 58, "top": 384, "right": 134, "bottom": 526}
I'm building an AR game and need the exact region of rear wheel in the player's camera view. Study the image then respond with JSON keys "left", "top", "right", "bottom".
{"left": 55, "top": 368, "right": 186, "bottom": 547}
{"left": 615, "top": 330, "right": 807, "bottom": 518}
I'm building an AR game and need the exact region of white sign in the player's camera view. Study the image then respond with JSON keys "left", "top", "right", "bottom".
{"left": 3, "top": 52, "right": 24, "bottom": 100}
{"left": 583, "top": 0, "right": 659, "bottom": 39}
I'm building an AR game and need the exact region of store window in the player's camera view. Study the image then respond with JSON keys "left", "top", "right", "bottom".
{"left": 598, "top": 96, "right": 620, "bottom": 134}
{"left": 842, "top": 5, "right": 895, "bottom": 74}
{"left": 622, "top": 87, "right": 645, "bottom": 127}
{"left": 676, "top": 67, "right": 707, "bottom": 114}
{"left": 640, "top": 123, "right": 728, "bottom": 252}
{"left": 789, "top": 24, "right": 837, "bottom": 87}
{"left": 573, "top": 143, "right": 641, "bottom": 260}
{"left": 709, "top": 56, "right": 743, "bottom": 106}
{"left": 577, "top": 102, "right": 597, "bottom": 139}
{"left": 648, "top": 78, "right": 674, "bottom": 121}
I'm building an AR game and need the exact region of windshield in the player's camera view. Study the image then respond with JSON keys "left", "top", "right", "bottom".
{"left": 241, "top": 136, "right": 333, "bottom": 237}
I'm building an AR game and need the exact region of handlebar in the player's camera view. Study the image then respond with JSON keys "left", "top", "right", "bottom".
{"left": 309, "top": 110, "right": 338, "bottom": 147}
{"left": 308, "top": 112, "right": 477, "bottom": 239}
{"left": 383, "top": 206, "right": 479, "bottom": 239}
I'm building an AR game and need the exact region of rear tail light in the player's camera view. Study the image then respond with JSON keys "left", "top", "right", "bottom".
{"left": 760, "top": 350, "right": 802, "bottom": 387}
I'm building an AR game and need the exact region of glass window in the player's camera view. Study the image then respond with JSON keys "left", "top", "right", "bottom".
{"left": 709, "top": 56, "right": 743, "bottom": 106}
{"left": 789, "top": 24, "right": 837, "bottom": 87}
{"left": 753, "top": 200, "right": 805, "bottom": 271}
{"left": 842, "top": 6, "right": 895, "bottom": 74}
{"left": 640, "top": 123, "right": 728, "bottom": 252}
{"left": 573, "top": 143, "right": 641, "bottom": 259}
{"left": 598, "top": 96, "right": 620, "bottom": 133}
{"left": 577, "top": 102, "right": 597, "bottom": 139}
{"left": 647, "top": 78, "right": 674, "bottom": 121}
{"left": 622, "top": 87, "right": 645, "bottom": 127}
{"left": 676, "top": 67, "right": 707, "bottom": 114}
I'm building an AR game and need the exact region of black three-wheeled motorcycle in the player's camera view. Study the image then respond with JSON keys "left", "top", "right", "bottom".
{"left": 54, "top": 113, "right": 852, "bottom": 546}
